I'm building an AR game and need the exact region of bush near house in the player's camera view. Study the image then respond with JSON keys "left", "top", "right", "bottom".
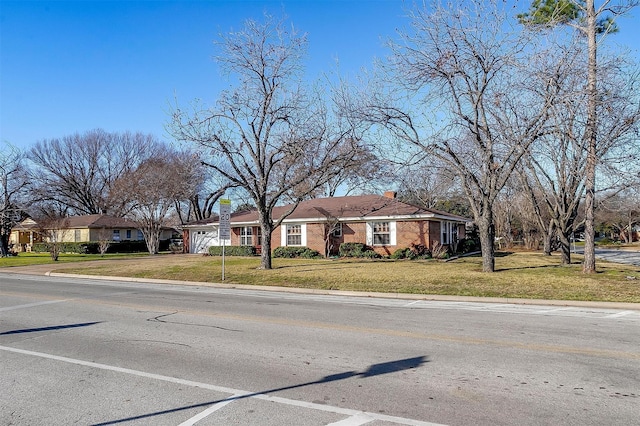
{"left": 273, "top": 246, "right": 322, "bottom": 259}
{"left": 392, "top": 244, "right": 432, "bottom": 260}
{"left": 338, "top": 242, "right": 380, "bottom": 259}
{"left": 32, "top": 240, "right": 153, "bottom": 254}
{"left": 208, "top": 246, "right": 257, "bottom": 256}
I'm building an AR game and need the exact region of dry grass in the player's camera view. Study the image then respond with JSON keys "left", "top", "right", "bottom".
{"left": 45, "top": 252, "right": 640, "bottom": 303}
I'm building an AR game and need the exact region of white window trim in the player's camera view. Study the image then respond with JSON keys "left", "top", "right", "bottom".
{"left": 240, "top": 226, "right": 253, "bottom": 246}
{"left": 366, "top": 221, "right": 396, "bottom": 246}
{"left": 281, "top": 223, "right": 307, "bottom": 246}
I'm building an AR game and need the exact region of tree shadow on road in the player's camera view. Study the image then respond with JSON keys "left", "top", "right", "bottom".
{"left": 91, "top": 356, "right": 429, "bottom": 425}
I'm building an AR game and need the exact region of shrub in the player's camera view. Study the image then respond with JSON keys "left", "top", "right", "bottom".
{"left": 273, "top": 246, "right": 321, "bottom": 259}
{"left": 391, "top": 244, "right": 431, "bottom": 260}
{"left": 409, "top": 243, "right": 431, "bottom": 259}
{"left": 597, "top": 237, "right": 620, "bottom": 246}
{"left": 32, "top": 240, "right": 156, "bottom": 254}
{"left": 339, "top": 242, "right": 369, "bottom": 257}
{"left": 431, "top": 242, "right": 451, "bottom": 259}
{"left": 362, "top": 249, "right": 381, "bottom": 259}
{"left": 391, "top": 248, "right": 410, "bottom": 259}
{"left": 107, "top": 241, "right": 149, "bottom": 253}
{"left": 458, "top": 238, "right": 479, "bottom": 253}
{"left": 208, "top": 246, "right": 257, "bottom": 256}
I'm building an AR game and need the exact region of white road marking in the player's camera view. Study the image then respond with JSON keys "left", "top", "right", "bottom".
{"left": 0, "top": 345, "right": 445, "bottom": 426}
{"left": 605, "top": 311, "right": 634, "bottom": 319}
{"left": 326, "top": 412, "right": 375, "bottom": 425}
{"left": 0, "top": 299, "right": 69, "bottom": 312}
{"left": 178, "top": 393, "right": 247, "bottom": 426}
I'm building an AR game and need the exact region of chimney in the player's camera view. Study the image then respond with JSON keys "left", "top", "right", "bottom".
{"left": 383, "top": 191, "right": 397, "bottom": 199}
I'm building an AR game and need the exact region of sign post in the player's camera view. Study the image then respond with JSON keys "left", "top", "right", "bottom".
{"left": 219, "top": 199, "right": 231, "bottom": 281}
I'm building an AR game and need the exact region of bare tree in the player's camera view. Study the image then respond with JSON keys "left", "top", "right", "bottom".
{"left": 115, "top": 150, "right": 198, "bottom": 254}
{"left": 0, "top": 143, "right": 28, "bottom": 257}
{"left": 28, "top": 129, "right": 162, "bottom": 216}
{"left": 35, "top": 216, "right": 70, "bottom": 261}
{"left": 169, "top": 14, "right": 364, "bottom": 269}
{"left": 396, "top": 165, "right": 458, "bottom": 210}
{"left": 353, "top": 0, "right": 556, "bottom": 272}
{"left": 518, "top": 0, "right": 639, "bottom": 272}
{"left": 96, "top": 227, "right": 111, "bottom": 256}
{"left": 597, "top": 188, "right": 640, "bottom": 242}
{"left": 172, "top": 154, "right": 239, "bottom": 224}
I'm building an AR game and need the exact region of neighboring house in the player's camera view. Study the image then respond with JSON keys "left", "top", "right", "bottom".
{"left": 9, "top": 214, "right": 173, "bottom": 250}
{"left": 8, "top": 218, "right": 42, "bottom": 251}
{"left": 183, "top": 192, "right": 470, "bottom": 255}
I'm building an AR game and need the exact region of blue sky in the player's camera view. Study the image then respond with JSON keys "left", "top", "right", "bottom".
{"left": 2, "top": 1, "right": 639, "bottom": 150}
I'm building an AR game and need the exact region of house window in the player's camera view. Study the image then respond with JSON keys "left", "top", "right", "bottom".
{"left": 126, "top": 229, "right": 132, "bottom": 240}
{"left": 332, "top": 223, "right": 342, "bottom": 237}
{"left": 113, "top": 230, "right": 120, "bottom": 241}
{"left": 256, "top": 227, "right": 262, "bottom": 246}
{"left": 240, "top": 226, "right": 253, "bottom": 246}
{"left": 137, "top": 230, "right": 144, "bottom": 240}
{"left": 287, "top": 224, "right": 302, "bottom": 246}
{"left": 74, "top": 229, "right": 81, "bottom": 242}
{"left": 441, "top": 221, "right": 457, "bottom": 245}
{"left": 373, "top": 222, "right": 390, "bottom": 245}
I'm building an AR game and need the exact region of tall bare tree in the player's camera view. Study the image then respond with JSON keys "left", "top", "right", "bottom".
{"left": 169, "top": 14, "right": 365, "bottom": 269}
{"left": 518, "top": 0, "right": 639, "bottom": 272}
{"left": 353, "top": 0, "right": 557, "bottom": 272}
{"left": 28, "top": 129, "right": 162, "bottom": 216}
{"left": 518, "top": 40, "right": 639, "bottom": 264}
{"left": 114, "top": 149, "right": 198, "bottom": 254}
{"left": 0, "top": 143, "right": 29, "bottom": 257}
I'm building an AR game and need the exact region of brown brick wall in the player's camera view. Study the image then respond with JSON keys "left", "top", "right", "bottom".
{"left": 233, "top": 219, "right": 447, "bottom": 256}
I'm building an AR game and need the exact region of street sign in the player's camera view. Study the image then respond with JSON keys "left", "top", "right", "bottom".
{"left": 219, "top": 199, "right": 231, "bottom": 240}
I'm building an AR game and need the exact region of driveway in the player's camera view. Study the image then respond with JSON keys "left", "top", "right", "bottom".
{"left": 574, "top": 247, "right": 640, "bottom": 266}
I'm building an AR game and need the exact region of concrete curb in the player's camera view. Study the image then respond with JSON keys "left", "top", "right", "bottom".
{"left": 45, "top": 271, "right": 640, "bottom": 311}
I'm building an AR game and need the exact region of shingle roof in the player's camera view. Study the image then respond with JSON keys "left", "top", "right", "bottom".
{"left": 185, "top": 194, "right": 470, "bottom": 227}
{"left": 62, "top": 214, "right": 140, "bottom": 229}
{"left": 15, "top": 215, "right": 141, "bottom": 230}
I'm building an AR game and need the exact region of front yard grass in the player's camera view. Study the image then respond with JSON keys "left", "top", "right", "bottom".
{"left": 0, "top": 252, "right": 150, "bottom": 267}
{"left": 18, "top": 251, "right": 640, "bottom": 303}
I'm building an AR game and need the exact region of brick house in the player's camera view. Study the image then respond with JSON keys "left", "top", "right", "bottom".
{"left": 183, "top": 192, "right": 470, "bottom": 256}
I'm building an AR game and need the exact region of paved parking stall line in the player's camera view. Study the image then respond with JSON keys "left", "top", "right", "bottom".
{"left": 178, "top": 394, "right": 248, "bottom": 426}
{"left": 0, "top": 345, "right": 443, "bottom": 426}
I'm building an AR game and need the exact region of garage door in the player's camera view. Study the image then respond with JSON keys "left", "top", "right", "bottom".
{"left": 191, "top": 230, "right": 218, "bottom": 254}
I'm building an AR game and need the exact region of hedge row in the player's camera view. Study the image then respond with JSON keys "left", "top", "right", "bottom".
{"left": 273, "top": 246, "right": 321, "bottom": 259}
{"left": 338, "top": 242, "right": 380, "bottom": 259}
{"left": 31, "top": 240, "right": 161, "bottom": 254}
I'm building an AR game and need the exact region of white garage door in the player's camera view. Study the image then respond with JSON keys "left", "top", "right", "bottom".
{"left": 191, "top": 230, "right": 219, "bottom": 254}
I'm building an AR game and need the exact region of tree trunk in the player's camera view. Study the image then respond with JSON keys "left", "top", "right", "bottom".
{"left": 143, "top": 227, "right": 161, "bottom": 255}
{"left": 582, "top": 0, "right": 598, "bottom": 273}
{"left": 558, "top": 231, "right": 571, "bottom": 265}
{"left": 543, "top": 222, "right": 556, "bottom": 256}
{"left": 477, "top": 213, "right": 495, "bottom": 273}
{"left": 259, "top": 220, "right": 273, "bottom": 270}
{"left": 0, "top": 235, "right": 9, "bottom": 257}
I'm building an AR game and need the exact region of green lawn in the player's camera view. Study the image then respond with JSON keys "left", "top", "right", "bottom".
{"left": 0, "top": 252, "right": 151, "bottom": 267}
{"left": 9, "top": 251, "right": 637, "bottom": 303}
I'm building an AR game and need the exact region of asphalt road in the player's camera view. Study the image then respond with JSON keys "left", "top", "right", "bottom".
{"left": 1, "top": 274, "right": 639, "bottom": 425}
